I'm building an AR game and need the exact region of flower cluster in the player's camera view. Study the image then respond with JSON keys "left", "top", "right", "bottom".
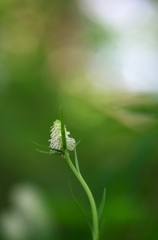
{"left": 49, "top": 120, "right": 76, "bottom": 152}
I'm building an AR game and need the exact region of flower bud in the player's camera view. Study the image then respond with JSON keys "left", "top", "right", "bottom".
{"left": 49, "top": 120, "right": 76, "bottom": 152}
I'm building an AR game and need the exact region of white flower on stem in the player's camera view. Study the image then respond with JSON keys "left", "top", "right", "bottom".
{"left": 48, "top": 120, "right": 76, "bottom": 152}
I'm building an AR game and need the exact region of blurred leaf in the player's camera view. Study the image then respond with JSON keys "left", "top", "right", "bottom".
{"left": 29, "top": 138, "right": 62, "bottom": 153}
{"left": 28, "top": 138, "right": 50, "bottom": 149}
{"left": 75, "top": 140, "right": 81, "bottom": 147}
{"left": 74, "top": 149, "right": 80, "bottom": 172}
{"left": 69, "top": 182, "right": 92, "bottom": 230}
{"left": 98, "top": 188, "right": 106, "bottom": 221}
{"left": 36, "top": 149, "right": 51, "bottom": 154}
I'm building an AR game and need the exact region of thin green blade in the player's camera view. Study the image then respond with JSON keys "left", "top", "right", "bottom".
{"left": 29, "top": 139, "right": 62, "bottom": 154}
{"left": 69, "top": 182, "right": 92, "bottom": 230}
{"left": 98, "top": 188, "right": 106, "bottom": 220}
{"left": 49, "top": 148, "right": 63, "bottom": 153}
{"left": 36, "top": 149, "right": 51, "bottom": 154}
{"left": 28, "top": 139, "right": 50, "bottom": 150}
{"left": 60, "top": 106, "right": 67, "bottom": 150}
{"left": 74, "top": 149, "right": 80, "bottom": 172}
{"left": 75, "top": 140, "right": 81, "bottom": 147}
{"left": 36, "top": 148, "right": 62, "bottom": 155}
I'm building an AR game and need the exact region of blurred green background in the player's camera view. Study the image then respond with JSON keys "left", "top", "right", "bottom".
{"left": 0, "top": 0, "right": 158, "bottom": 240}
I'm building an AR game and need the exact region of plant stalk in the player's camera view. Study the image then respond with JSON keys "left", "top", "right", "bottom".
{"left": 64, "top": 150, "right": 99, "bottom": 240}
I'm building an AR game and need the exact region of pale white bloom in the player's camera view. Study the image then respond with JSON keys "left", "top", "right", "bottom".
{"left": 48, "top": 120, "right": 76, "bottom": 152}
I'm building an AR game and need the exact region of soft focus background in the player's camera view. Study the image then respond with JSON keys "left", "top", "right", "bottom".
{"left": 0, "top": 0, "right": 158, "bottom": 239}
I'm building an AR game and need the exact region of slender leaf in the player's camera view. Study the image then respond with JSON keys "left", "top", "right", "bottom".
{"left": 74, "top": 149, "right": 80, "bottom": 172}
{"left": 36, "top": 149, "right": 51, "bottom": 154}
{"left": 98, "top": 188, "right": 106, "bottom": 220}
{"left": 60, "top": 106, "right": 67, "bottom": 150}
{"left": 50, "top": 148, "right": 63, "bottom": 153}
{"left": 36, "top": 149, "right": 62, "bottom": 155}
{"left": 28, "top": 138, "right": 62, "bottom": 154}
{"left": 69, "top": 182, "right": 92, "bottom": 230}
{"left": 50, "top": 150, "right": 63, "bottom": 155}
{"left": 28, "top": 139, "right": 50, "bottom": 150}
{"left": 75, "top": 140, "right": 81, "bottom": 147}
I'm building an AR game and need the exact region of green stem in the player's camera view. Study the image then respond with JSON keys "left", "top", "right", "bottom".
{"left": 64, "top": 150, "right": 99, "bottom": 240}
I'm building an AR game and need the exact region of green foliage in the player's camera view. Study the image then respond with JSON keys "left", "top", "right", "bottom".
{"left": 74, "top": 149, "right": 80, "bottom": 173}
{"left": 69, "top": 182, "right": 92, "bottom": 230}
{"left": 28, "top": 138, "right": 63, "bottom": 154}
{"left": 98, "top": 188, "right": 106, "bottom": 221}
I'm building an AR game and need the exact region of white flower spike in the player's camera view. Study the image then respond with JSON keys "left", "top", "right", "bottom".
{"left": 49, "top": 120, "right": 76, "bottom": 152}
